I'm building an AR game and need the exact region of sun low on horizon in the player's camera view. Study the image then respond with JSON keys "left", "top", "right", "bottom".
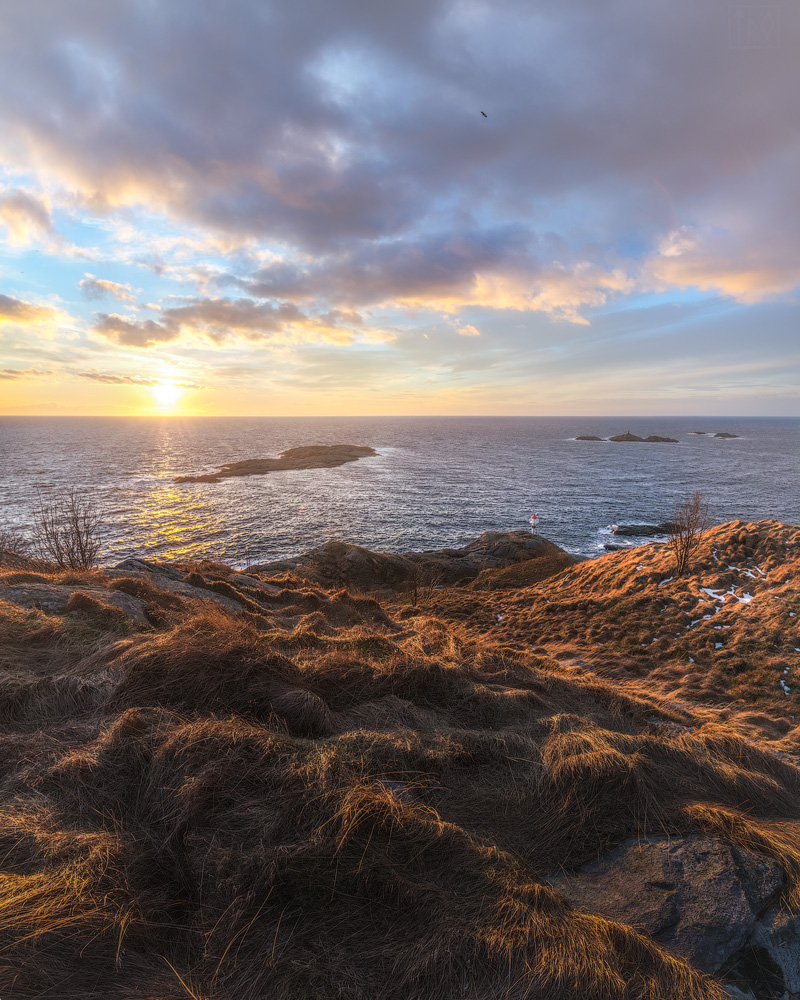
{"left": 0, "top": 0, "right": 798, "bottom": 417}
{"left": 150, "top": 381, "right": 184, "bottom": 412}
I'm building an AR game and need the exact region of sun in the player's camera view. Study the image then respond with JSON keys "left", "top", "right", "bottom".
{"left": 151, "top": 382, "right": 183, "bottom": 408}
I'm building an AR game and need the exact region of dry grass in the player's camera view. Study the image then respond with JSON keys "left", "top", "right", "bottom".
{"left": 0, "top": 521, "right": 798, "bottom": 997}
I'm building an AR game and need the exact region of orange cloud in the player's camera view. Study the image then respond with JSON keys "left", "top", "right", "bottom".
{"left": 0, "top": 294, "right": 60, "bottom": 327}
{"left": 0, "top": 189, "right": 52, "bottom": 246}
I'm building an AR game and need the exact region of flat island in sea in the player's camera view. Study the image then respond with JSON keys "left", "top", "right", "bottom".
{"left": 174, "top": 443, "right": 376, "bottom": 483}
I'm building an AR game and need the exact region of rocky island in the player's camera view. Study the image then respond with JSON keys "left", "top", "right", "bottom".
{"left": 1, "top": 520, "right": 800, "bottom": 999}
{"left": 576, "top": 432, "right": 678, "bottom": 442}
{"left": 174, "top": 443, "right": 376, "bottom": 483}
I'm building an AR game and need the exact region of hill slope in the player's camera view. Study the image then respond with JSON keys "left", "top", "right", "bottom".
{"left": 0, "top": 520, "right": 798, "bottom": 999}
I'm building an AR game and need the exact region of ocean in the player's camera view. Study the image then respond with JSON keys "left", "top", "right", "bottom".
{"left": 0, "top": 416, "right": 797, "bottom": 566}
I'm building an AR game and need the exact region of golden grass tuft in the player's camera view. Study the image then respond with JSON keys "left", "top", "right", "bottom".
{"left": 0, "top": 521, "right": 798, "bottom": 997}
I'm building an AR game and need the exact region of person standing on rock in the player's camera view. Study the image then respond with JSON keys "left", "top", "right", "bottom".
{"left": 529, "top": 513, "right": 538, "bottom": 535}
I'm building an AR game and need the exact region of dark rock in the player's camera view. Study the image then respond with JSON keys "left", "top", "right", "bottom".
{"left": 613, "top": 523, "right": 677, "bottom": 537}
{"left": 715, "top": 432, "right": 739, "bottom": 439}
{"left": 609, "top": 431, "right": 645, "bottom": 441}
{"left": 250, "top": 531, "right": 573, "bottom": 591}
{"left": 644, "top": 435, "right": 679, "bottom": 443}
{"left": 749, "top": 904, "right": 800, "bottom": 996}
{"left": 575, "top": 435, "right": 605, "bottom": 441}
{"left": 551, "top": 835, "right": 783, "bottom": 975}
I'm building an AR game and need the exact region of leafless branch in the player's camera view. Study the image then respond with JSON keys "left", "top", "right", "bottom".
{"left": 32, "top": 489, "right": 102, "bottom": 569}
{"left": 666, "top": 491, "right": 709, "bottom": 576}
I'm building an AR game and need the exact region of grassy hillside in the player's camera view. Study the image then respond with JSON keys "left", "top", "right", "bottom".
{"left": 0, "top": 520, "right": 798, "bottom": 999}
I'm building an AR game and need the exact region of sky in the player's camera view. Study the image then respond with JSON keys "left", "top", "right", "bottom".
{"left": 0, "top": 0, "right": 798, "bottom": 417}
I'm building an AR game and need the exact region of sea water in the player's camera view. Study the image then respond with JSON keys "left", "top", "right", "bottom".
{"left": 0, "top": 416, "right": 797, "bottom": 565}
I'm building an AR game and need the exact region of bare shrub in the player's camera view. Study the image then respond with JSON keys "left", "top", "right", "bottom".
{"left": 32, "top": 489, "right": 101, "bottom": 570}
{"left": 0, "top": 525, "right": 31, "bottom": 555}
{"left": 408, "top": 564, "right": 443, "bottom": 607}
{"left": 667, "top": 491, "right": 709, "bottom": 576}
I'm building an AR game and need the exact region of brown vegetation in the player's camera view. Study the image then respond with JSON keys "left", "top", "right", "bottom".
{"left": 0, "top": 520, "right": 798, "bottom": 997}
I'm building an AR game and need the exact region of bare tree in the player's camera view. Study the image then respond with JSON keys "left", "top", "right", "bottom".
{"left": 32, "top": 489, "right": 101, "bottom": 569}
{"left": 667, "top": 491, "right": 709, "bottom": 576}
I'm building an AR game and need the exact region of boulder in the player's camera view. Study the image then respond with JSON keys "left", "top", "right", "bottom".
{"left": 1, "top": 583, "right": 149, "bottom": 625}
{"left": 715, "top": 432, "right": 739, "bottom": 439}
{"left": 551, "top": 836, "right": 783, "bottom": 975}
{"left": 102, "top": 562, "right": 246, "bottom": 613}
{"left": 644, "top": 435, "right": 678, "bottom": 443}
{"left": 575, "top": 435, "right": 605, "bottom": 441}
{"left": 609, "top": 431, "right": 645, "bottom": 441}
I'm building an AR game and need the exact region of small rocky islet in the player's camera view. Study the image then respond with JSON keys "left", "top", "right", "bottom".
{"left": 174, "top": 443, "right": 376, "bottom": 483}
{"left": 576, "top": 430, "right": 739, "bottom": 442}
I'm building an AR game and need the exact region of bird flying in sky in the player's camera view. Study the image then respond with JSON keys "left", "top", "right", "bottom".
{"left": 480, "top": 111, "right": 487, "bottom": 117}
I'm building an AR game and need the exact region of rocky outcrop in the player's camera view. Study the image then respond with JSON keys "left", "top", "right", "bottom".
{"left": 607, "top": 431, "right": 678, "bottom": 442}
{"left": 1, "top": 583, "right": 150, "bottom": 625}
{"left": 715, "top": 432, "right": 739, "bottom": 439}
{"left": 552, "top": 835, "right": 800, "bottom": 997}
{"left": 575, "top": 435, "right": 604, "bottom": 441}
{"left": 250, "top": 530, "right": 572, "bottom": 590}
{"left": 175, "top": 444, "right": 376, "bottom": 483}
{"left": 613, "top": 522, "right": 677, "bottom": 537}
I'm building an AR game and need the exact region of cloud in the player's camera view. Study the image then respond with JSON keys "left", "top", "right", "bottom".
{"left": 0, "top": 366, "right": 51, "bottom": 380}
{"left": 0, "top": 0, "right": 798, "bottom": 415}
{"left": 642, "top": 226, "right": 800, "bottom": 304}
{"left": 79, "top": 274, "right": 135, "bottom": 303}
{"left": 75, "top": 370, "right": 204, "bottom": 388}
{"left": 0, "top": 0, "right": 796, "bottom": 313}
{"left": 92, "top": 296, "right": 372, "bottom": 348}
{"left": 0, "top": 294, "right": 60, "bottom": 327}
{"left": 0, "top": 188, "right": 52, "bottom": 245}
{"left": 92, "top": 313, "right": 180, "bottom": 348}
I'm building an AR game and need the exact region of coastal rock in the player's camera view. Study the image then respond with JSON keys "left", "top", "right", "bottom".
{"left": 250, "top": 530, "right": 572, "bottom": 590}
{"left": 608, "top": 432, "right": 678, "bottom": 442}
{"left": 175, "top": 444, "right": 376, "bottom": 483}
{"left": 613, "top": 523, "right": 677, "bottom": 537}
{"left": 552, "top": 836, "right": 784, "bottom": 975}
{"left": 1, "top": 583, "right": 149, "bottom": 625}
{"left": 575, "top": 435, "right": 605, "bottom": 441}
{"left": 715, "top": 432, "right": 739, "bottom": 439}
{"left": 103, "top": 561, "right": 248, "bottom": 612}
